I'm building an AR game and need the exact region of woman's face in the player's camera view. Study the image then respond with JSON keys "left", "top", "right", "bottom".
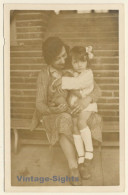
{"left": 52, "top": 46, "right": 67, "bottom": 70}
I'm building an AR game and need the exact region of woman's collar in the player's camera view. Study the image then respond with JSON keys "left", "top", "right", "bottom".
{"left": 49, "top": 65, "right": 62, "bottom": 75}
{"left": 49, "top": 65, "right": 62, "bottom": 78}
{"left": 49, "top": 65, "right": 57, "bottom": 73}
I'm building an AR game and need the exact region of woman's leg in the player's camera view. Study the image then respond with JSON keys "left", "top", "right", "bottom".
{"left": 59, "top": 134, "right": 78, "bottom": 169}
{"left": 58, "top": 113, "right": 82, "bottom": 185}
{"left": 59, "top": 134, "right": 82, "bottom": 185}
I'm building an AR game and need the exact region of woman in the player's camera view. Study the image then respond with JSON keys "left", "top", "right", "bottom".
{"left": 31, "top": 37, "right": 102, "bottom": 186}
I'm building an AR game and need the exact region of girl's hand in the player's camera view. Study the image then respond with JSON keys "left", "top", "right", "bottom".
{"left": 50, "top": 104, "right": 68, "bottom": 114}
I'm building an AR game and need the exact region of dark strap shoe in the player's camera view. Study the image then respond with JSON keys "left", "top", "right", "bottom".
{"left": 69, "top": 167, "right": 82, "bottom": 186}
{"left": 78, "top": 159, "right": 92, "bottom": 180}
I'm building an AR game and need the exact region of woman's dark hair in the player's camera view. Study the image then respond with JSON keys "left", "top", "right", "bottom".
{"left": 70, "top": 46, "right": 91, "bottom": 67}
{"left": 42, "top": 37, "right": 65, "bottom": 65}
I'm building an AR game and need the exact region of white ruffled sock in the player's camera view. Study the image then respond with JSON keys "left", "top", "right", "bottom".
{"left": 73, "top": 134, "right": 85, "bottom": 164}
{"left": 80, "top": 126, "right": 93, "bottom": 160}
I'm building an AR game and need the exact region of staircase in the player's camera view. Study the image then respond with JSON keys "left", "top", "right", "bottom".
{"left": 10, "top": 11, "right": 119, "bottom": 146}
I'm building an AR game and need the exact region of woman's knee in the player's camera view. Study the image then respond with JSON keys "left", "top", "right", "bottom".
{"left": 60, "top": 112, "right": 72, "bottom": 121}
{"left": 59, "top": 112, "right": 73, "bottom": 133}
{"left": 73, "top": 128, "right": 80, "bottom": 135}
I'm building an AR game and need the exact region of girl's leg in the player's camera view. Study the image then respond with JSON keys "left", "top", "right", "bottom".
{"left": 78, "top": 111, "right": 94, "bottom": 160}
{"left": 72, "top": 118, "right": 85, "bottom": 164}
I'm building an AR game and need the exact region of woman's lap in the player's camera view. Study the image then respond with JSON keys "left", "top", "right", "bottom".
{"left": 42, "top": 112, "right": 74, "bottom": 145}
{"left": 41, "top": 111, "right": 102, "bottom": 145}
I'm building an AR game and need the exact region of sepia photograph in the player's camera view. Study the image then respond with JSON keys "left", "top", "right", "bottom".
{"left": 4, "top": 3, "right": 125, "bottom": 193}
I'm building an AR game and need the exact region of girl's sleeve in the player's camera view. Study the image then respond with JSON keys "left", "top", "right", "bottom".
{"left": 36, "top": 71, "right": 50, "bottom": 115}
{"left": 62, "top": 70, "right": 93, "bottom": 90}
{"left": 89, "top": 81, "right": 102, "bottom": 102}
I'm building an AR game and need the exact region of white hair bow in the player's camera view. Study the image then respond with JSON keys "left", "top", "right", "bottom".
{"left": 85, "top": 46, "right": 94, "bottom": 59}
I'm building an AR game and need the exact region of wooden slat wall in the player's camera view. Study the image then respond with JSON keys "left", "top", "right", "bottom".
{"left": 11, "top": 11, "right": 52, "bottom": 119}
{"left": 11, "top": 11, "right": 119, "bottom": 122}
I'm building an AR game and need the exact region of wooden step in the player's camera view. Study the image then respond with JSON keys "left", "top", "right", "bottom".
{"left": 50, "top": 21, "right": 118, "bottom": 28}
{"left": 11, "top": 101, "right": 119, "bottom": 110}
{"left": 10, "top": 56, "right": 118, "bottom": 65}
{"left": 63, "top": 42, "right": 119, "bottom": 50}
{"left": 10, "top": 74, "right": 119, "bottom": 84}
{"left": 10, "top": 70, "right": 119, "bottom": 78}
{"left": 11, "top": 113, "right": 119, "bottom": 121}
{"left": 16, "top": 40, "right": 44, "bottom": 46}
{"left": 11, "top": 119, "right": 119, "bottom": 131}
{"left": 48, "top": 22, "right": 118, "bottom": 33}
{"left": 10, "top": 45, "right": 42, "bottom": 51}
{"left": 10, "top": 50, "right": 119, "bottom": 57}
{"left": 17, "top": 26, "right": 46, "bottom": 33}
{"left": 10, "top": 57, "right": 43, "bottom": 64}
{"left": 11, "top": 106, "right": 119, "bottom": 116}
{"left": 14, "top": 40, "right": 118, "bottom": 49}
{"left": 10, "top": 96, "right": 119, "bottom": 103}
{"left": 93, "top": 71, "right": 119, "bottom": 77}
{"left": 101, "top": 91, "right": 119, "bottom": 98}
{"left": 15, "top": 37, "right": 119, "bottom": 44}
{"left": 17, "top": 33, "right": 45, "bottom": 39}
{"left": 10, "top": 70, "right": 40, "bottom": 77}
{"left": 10, "top": 65, "right": 119, "bottom": 72}
{"left": 47, "top": 32, "right": 118, "bottom": 39}
{"left": 98, "top": 98, "right": 119, "bottom": 104}
{"left": 16, "top": 20, "right": 47, "bottom": 27}
{"left": 11, "top": 52, "right": 43, "bottom": 58}
{"left": 16, "top": 13, "right": 50, "bottom": 21}
{"left": 10, "top": 107, "right": 119, "bottom": 119}
{"left": 57, "top": 12, "right": 118, "bottom": 18}
{"left": 10, "top": 83, "right": 119, "bottom": 91}
{"left": 56, "top": 16, "right": 118, "bottom": 23}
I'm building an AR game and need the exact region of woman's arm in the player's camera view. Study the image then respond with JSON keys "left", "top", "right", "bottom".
{"left": 78, "top": 81, "right": 101, "bottom": 108}
{"left": 89, "top": 81, "right": 102, "bottom": 102}
{"left": 36, "top": 69, "right": 68, "bottom": 115}
{"left": 71, "top": 82, "right": 102, "bottom": 115}
{"left": 36, "top": 70, "right": 51, "bottom": 115}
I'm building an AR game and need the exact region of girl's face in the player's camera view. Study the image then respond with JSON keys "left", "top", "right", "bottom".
{"left": 72, "top": 56, "right": 87, "bottom": 73}
{"left": 52, "top": 46, "right": 67, "bottom": 70}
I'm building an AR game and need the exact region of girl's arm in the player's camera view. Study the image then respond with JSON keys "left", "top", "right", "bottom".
{"left": 62, "top": 70, "right": 93, "bottom": 90}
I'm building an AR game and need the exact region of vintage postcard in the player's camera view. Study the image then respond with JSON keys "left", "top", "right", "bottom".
{"left": 4, "top": 3, "right": 125, "bottom": 193}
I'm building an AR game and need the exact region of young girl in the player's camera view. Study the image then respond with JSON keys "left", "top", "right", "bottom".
{"left": 49, "top": 46, "right": 101, "bottom": 179}
{"left": 60, "top": 46, "right": 99, "bottom": 179}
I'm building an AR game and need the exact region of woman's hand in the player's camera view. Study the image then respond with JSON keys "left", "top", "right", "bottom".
{"left": 50, "top": 104, "right": 68, "bottom": 114}
{"left": 53, "top": 78, "right": 62, "bottom": 88}
{"left": 71, "top": 101, "right": 83, "bottom": 116}
{"left": 71, "top": 96, "right": 92, "bottom": 115}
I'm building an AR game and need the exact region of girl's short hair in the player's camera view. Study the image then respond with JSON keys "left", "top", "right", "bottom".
{"left": 42, "top": 37, "right": 65, "bottom": 65}
{"left": 70, "top": 46, "right": 91, "bottom": 67}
